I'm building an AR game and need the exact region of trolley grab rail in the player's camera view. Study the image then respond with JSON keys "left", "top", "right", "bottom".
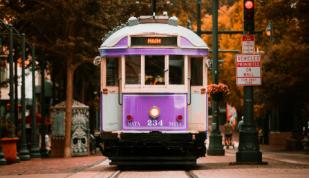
{"left": 118, "top": 78, "right": 122, "bottom": 105}
{"left": 187, "top": 77, "right": 191, "bottom": 105}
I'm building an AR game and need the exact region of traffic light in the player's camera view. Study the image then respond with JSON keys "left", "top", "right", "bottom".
{"left": 244, "top": 0, "right": 254, "bottom": 34}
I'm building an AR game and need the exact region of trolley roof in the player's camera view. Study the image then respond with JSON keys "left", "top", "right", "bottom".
{"left": 99, "top": 16, "right": 209, "bottom": 57}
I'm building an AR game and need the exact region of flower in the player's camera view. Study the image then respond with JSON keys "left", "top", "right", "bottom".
{"left": 207, "top": 83, "right": 230, "bottom": 98}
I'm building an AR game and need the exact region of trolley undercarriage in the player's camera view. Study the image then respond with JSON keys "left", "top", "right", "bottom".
{"left": 97, "top": 131, "right": 207, "bottom": 166}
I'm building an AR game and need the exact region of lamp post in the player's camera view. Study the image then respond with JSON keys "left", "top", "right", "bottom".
{"left": 0, "top": 33, "right": 7, "bottom": 165}
{"left": 8, "top": 25, "right": 15, "bottom": 138}
{"left": 1, "top": 23, "right": 21, "bottom": 163}
{"left": 0, "top": 45, "right": 6, "bottom": 164}
{"left": 40, "top": 55, "right": 48, "bottom": 157}
{"left": 207, "top": 0, "right": 225, "bottom": 156}
{"left": 30, "top": 44, "right": 41, "bottom": 158}
{"left": 19, "top": 33, "right": 30, "bottom": 160}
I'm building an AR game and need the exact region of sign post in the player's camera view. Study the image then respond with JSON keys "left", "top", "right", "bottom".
{"left": 236, "top": 0, "right": 264, "bottom": 164}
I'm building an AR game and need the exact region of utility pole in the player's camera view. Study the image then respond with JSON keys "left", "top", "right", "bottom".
{"left": 197, "top": 0, "right": 201, "bottom": 36}
{"left": 207, "top": 0, "right": 225, "bottom": 156}
{"left": 152, "top": 0, "right": 156, "bottom": 16}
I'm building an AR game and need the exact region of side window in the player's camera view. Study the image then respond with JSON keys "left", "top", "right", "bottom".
{"left": 169, "top": 55, "right": 184, "bottom": 85}
{"left": 125, "top": 55, "right": 141, "bottom": 84}
{"left": 106, "top": 58, "right": 119, "bottom": 86}
{"left": 145, "top": 55, "right": 165, "bottom": 85}
{"left": 191, "top": 57, "right": 203, "bottom": 86}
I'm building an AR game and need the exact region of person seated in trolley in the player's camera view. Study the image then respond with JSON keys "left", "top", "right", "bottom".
{"left": 145, "top": 75, "right": 164, "bottom": 85}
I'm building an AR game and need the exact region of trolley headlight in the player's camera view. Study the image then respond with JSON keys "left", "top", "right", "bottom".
{"left": 149, "top": 106, "right": 160, "bottom": 119}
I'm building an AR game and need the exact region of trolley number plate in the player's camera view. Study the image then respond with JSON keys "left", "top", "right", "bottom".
{"left": 147, "top": 120, "right": 163, "bottom": 127}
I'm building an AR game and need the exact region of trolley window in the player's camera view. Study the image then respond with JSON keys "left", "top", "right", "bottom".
{"left": 106, "top": 57, "right": 119, "bottom": 86}
{"left": 145, "top": 55, "right": 165, "bottom": 85}
{"left": 169, "top": 55, "right": 184, "bottom": 85}
{"left": 191, "top": 57, "right": 203, "bottom": 86}
{"left": 125, "top": 55, "right": 141, "bottom": 84}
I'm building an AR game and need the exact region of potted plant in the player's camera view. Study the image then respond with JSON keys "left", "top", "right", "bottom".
{"left": 0, "top": 116, "right": 19, "bottom": 164}
{"left": 207, "top": 83, "right": 230, "bottom": 101}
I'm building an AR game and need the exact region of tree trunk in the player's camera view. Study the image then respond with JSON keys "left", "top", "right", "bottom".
{"left": 64, "top": 58, "right": 75, "bottom": 158}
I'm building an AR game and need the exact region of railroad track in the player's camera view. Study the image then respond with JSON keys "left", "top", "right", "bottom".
{"left": 107, "top": 170, "right": 199, "bottom": 178}
{"left": 108, "top": 170, "right": 121, "bottom": 178}
{"left": 185, "top": 170, "right": 199, "bottom": 178}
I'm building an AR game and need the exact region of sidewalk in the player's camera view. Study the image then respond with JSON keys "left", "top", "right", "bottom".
{"left": 0, "top": 155, "right": 105, "bottom": 177}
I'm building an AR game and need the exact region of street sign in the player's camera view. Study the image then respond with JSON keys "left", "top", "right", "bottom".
{"left": 236, "top": 54, "right": 261, "bottom": 86}
{"left": 242, "top": 35, "right": 255, "bottom": 54}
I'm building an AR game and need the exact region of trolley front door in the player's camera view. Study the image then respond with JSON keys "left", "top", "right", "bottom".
{"left": 188, "top": 57, "right": 208, "bottom": 132}
{"left": 101, "top": 57, "right": 122, "bottom": 131}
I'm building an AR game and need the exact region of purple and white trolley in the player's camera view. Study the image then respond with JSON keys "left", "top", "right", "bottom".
{"left": 97, "top": 15, "right": 209, "bottom": 166}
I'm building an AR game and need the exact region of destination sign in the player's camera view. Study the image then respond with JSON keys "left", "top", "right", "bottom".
{"left": 131, "top": 36, "right": 178, "bottom": 47}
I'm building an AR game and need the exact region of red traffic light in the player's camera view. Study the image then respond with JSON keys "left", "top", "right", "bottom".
{"left": 245, "top": 0, "right": 254, "bottom": 9}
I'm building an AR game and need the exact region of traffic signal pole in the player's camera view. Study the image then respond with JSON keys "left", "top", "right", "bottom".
{"left": 236, "top": 0, "right": 264, "bottom": 164}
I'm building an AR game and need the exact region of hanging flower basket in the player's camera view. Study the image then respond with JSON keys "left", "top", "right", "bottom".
{"left": 207, "top": 83, "right": 230, "bottom": 100}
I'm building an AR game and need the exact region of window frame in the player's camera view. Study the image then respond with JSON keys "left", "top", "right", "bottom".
{"left": 101, "top": 57, "right": 121, "bottom": 93}
{"left": 189, "top": 56, "right": 207, "bottom": 93}
{"left": 120, "top": 55, "right": 196, "bottom": 93}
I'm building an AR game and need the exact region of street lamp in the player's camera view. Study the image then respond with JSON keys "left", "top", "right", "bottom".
{"left": 266, "top": 22, "right": 272, "bottom": 42}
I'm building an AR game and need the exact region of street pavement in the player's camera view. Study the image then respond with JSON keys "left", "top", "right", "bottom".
{"left": 1, "top": 139, "right": 309, "bottom": 178}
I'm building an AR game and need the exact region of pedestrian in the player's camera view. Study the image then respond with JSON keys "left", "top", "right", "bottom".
{"left": 224, "top": 121, "right": 233, "bottom": 148}
{"left": 238, "top": 116, "right": 244, "bottom": 131}
{"left": 258, "top": 128, "right": 264, "bottom": 144}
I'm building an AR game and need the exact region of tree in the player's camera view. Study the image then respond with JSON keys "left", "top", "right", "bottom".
{"left": 255, "top": 0, "right": 309, "bottom": 134}
{"left": 1, "top": 0, "right": 133, "bottom": 157}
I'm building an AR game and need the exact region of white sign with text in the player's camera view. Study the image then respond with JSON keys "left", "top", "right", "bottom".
{"left": 236, "top": 54, "right": 261, "bottom": 86}
{"left": 242, "top": 35, "right": 255, "bottom": 54}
